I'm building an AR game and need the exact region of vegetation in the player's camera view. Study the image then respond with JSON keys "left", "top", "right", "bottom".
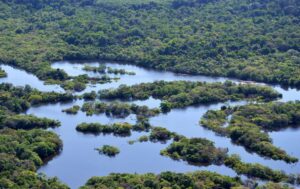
{"left": 0, "top": 0, "right": 300, "bottom": 88}
{"left": 80, "top": 171, "right": 242, "bottom": 189}
{"left": 95, "top": 145, "right": 120, "bottom": 157}
{"left": 61, "top": 74, "right": 118, "bottom": 92}
{"left": 99, "top": 81, "right": 281, "bottom": 111}
{"left": 61, "top": 79, "right": 86, "bottom": 92}
{"left": 132, "top": 116, "right": 151, "bottom": 131}
{"left": 1, "top": 0, "right": 300, "bottom": 187}
{"left": 76, "top": 122, "right": 133, "bottom": 137}
{"left": 161, "top": 137, "right": 228, "bottom": 166}
{"left": 123, "top": 123, "right": 299, "bottom": 184}
{"left": 149, "top": 126, "right": 177, "bottom": 143}
{"left": 256, "top": 183, "right": 294, "bottom": 189}
{"left": 160, "top": 136, "right": 299, "bottom": 183}
{"left": 62, "top": 105, "right": 80, "bottom": 114}
{"left": 0, "top": 84, "right": 73, "bottom": 188}
{"left": 0, "top": 128, "right": 62, "bottom": 167}
{"left": 0, "top": 128, "right": 68, "bottom": 189}
{"left": 81, "top": 101, "right": 160, "bottom": 117}
{"left": 0, "top": 83, "right": 73, "bottom": 113}
{"left": 201, "top": 102, "right": 300, "bottom": 163}
{"left": 82, "top": 91, "right": 97, "bottom": 101}
{"left": 0, "top": 112, "right": 60, "bottom": 130}
{"left": 83, "top": 64, "right": 106, "bottom": 73}
{"left": 225, "top": 155, "right": 288, "bottom": 182}
{"left": 138, "top": 135, "right": 149, "bottom": 142}
{"left": 0, "top": 68, "right": 7, "bottom": 78}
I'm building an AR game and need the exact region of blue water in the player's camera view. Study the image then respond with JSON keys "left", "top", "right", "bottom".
{"left": 1, "top": 61, "right": 300, "bottom": 189}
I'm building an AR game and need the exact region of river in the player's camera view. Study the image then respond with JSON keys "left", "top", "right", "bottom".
{"left": 1, "top": 61, "right": 300, "bottom": 189}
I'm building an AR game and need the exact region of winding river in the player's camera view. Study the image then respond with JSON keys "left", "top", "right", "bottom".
{"left": 1, "top": 61, "right": 300, "bottom": 189}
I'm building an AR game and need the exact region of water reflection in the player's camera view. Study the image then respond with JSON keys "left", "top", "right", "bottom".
{"left": 0, "top": 65, "right": 63, "bottom": 92}
{"left": 1, "top": 61, "right": 300, "bottom": 189}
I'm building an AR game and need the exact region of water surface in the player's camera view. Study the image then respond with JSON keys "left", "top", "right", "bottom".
{"left": 1, "top": 61, "right": 300, "bottom": 188}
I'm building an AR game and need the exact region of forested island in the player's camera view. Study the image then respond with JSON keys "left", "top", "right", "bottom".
{"left": 99, "top": 81, "right": 281, "bottom": 112}
{"left": 0, "top": 0, "right": 300, "bottom": 188}
{"left": 0, "top": 68, "right": 7, "bottom": 78}
{"left": 95, "top": 145, "right": 120, "bottom": 157}
{"left": 201, "top": 101, "right": 300, "bottom": 163}
{"left": 80, "top": 101, "right": 161, "bottom": 117}
{"left": 76, "top": 122, "right": 133, "bottom": 137}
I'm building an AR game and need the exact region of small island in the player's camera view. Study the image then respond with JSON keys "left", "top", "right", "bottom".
{"left": 62, "top": 105, "right": 80, "bottom": 114}
{"left": 0, "top": 68, "right": 7, "bottom": 78}
{"left": 95, "top": 145, "right": 120, "bottom": 157}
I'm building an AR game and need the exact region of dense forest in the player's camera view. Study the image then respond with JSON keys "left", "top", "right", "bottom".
{"left": 0, "top": 128, "right": 68, "bottom": 188}
{"left": 1, "top": 81, "right": 297, "bottom": 188}
{"left": 0, "top": 83, "right": 73, "bottom": 113}
{"left": 0, "top": 0, "right": 300, "bottom": 188}
{"left": 99, "top": 80, "right": 281, "bottom": 112}
{"left": 80, "top": 171, "right": 295, "bottom": 189}
{"left": 0, "top": 0, "right": 300, "bottom": 87}
{"left": 76, "top": 122, "right": 133, "bottom": 136}
{"left": 80, "top": 101, "right": 160, "bottom": 117}
{"left": 80, "top": 171, "right": 243, "bottom": 189}
{"left": 0, "top": 83, "right": 73, "bottom": 188}
{"left": 160, "top": 137, "right": 295, "bottom": 183}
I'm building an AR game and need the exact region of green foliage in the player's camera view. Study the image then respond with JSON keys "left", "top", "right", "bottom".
{"left": 0, "top": 113, "right": 60, "bottom": 130}
{"left": 62, "top": 80, "right": 86, "bottom": 92}
{"left": 160, "top": 101, "right": 172, "bottom": 113}
{"left": 80, "top": 171, "right": 242, "bottom": 189}
{"left": 201, "top": 102, "right": 300, "bottom": 163}
{"left": 138, "top": 135, "right": 149, "bottom": 142}
{"left": 0, "top": 83, "right": 73, "bottom": 113}
{"left": 0, "top": 128, "right": 62, "bottom": 166}
{"left": 76, "top": 122, "right": 133, "bottom": 137}
{"left": 231, "top": 101, "right": 300, "bottom": 131}
{"left": 256, "top": 183, "right": 293, "bottom": 189}
{"left": 0, "top": 128, "right": 68, "bottom": 189}
{"left": 132, "top": 116, "right": 151, "bottom": 131}
{"left": 1, "top": 0, "right": 300, "bottom": 87}
{"left": 95, "top": 145, "right": 120, "bottom": 157}
{"left": 99, "top": 81, "right": 281, "bottom": 110}
{"left": 81, "top": 101, "right": 160, "bottom": 118}
{"left": 200, "top": 108, "right": 228, "bottom": 135}
{"left": 83, "top": 64, "right": 106, "bottom": 73}
{"left": 62, "top": 105, "right": 80, "bottom": 114}
{"left": 159, "top": 129, "right": 293, "bottom": 183}
{"left": 0, "top": 83, "right": 70, "bottom": 188}
{"left": 149, "top": 126, "right": 175, "bottom": 143}
{"left": 224, "top": 155, "right": 288, "bottom": 182}
{"left": 82, "top": 91, "right": 97, "bottom": 100}
{"left": 0, "top": 68, "right": 7, "bottom": 78}
{"left": 1, "top": 0, "right": 300, "bottom": 187}
{"left": 161, "top": 137, "right": 228, "bottom": 166}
